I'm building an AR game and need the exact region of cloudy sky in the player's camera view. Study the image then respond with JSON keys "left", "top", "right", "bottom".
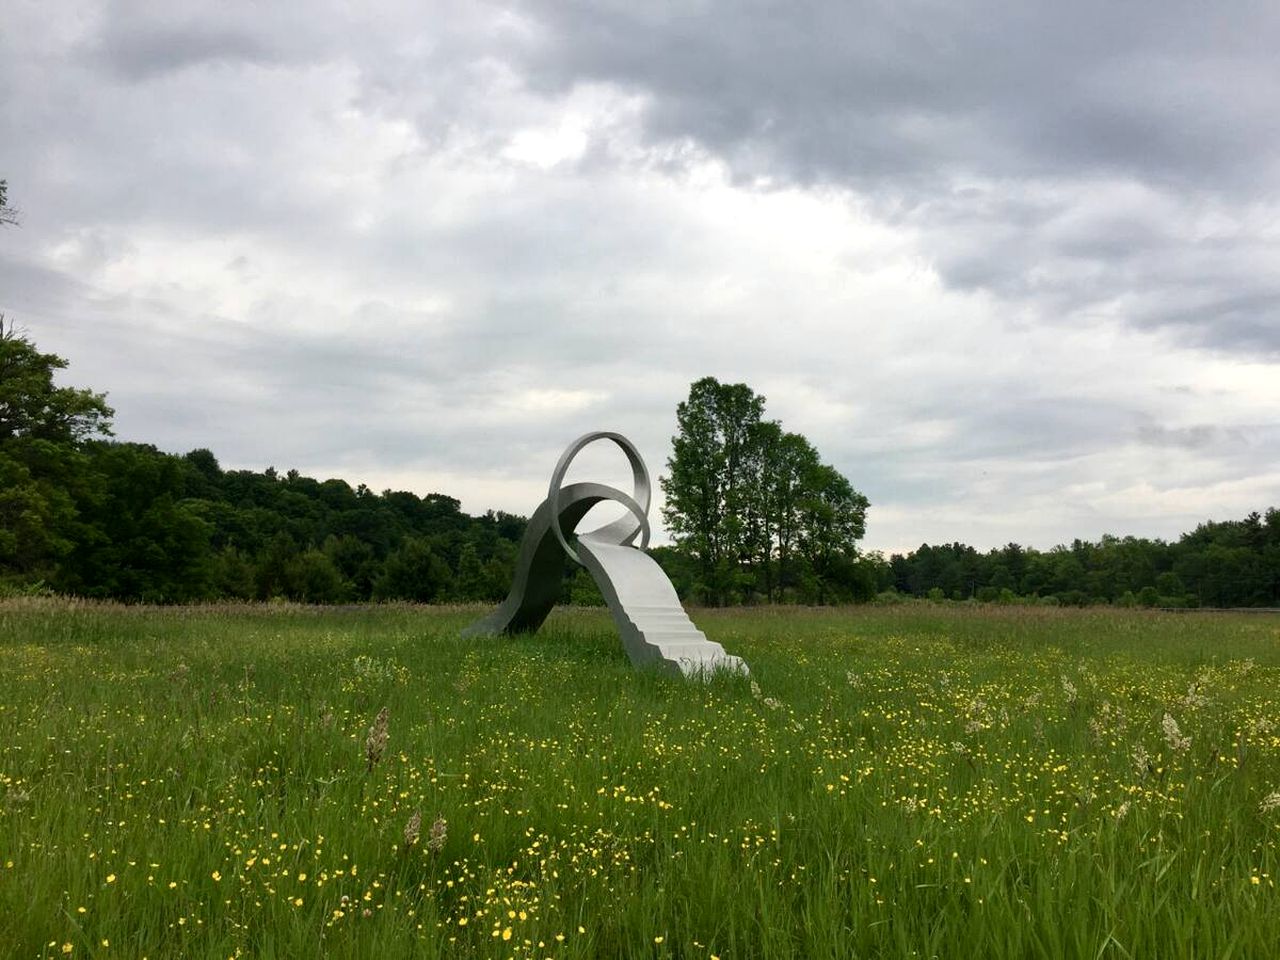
{"left": 2, "top": 0, "right": 1278, "bottom": 554}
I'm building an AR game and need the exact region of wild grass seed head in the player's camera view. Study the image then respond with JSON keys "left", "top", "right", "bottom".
{"left": 403, "top": 810, "right": 422, "bottom": 847}
{"left": 427, "top": 815, "right": 448, "bottom": 853}
{"left": 365, "top": 706, "right": 389, "bottom": 771}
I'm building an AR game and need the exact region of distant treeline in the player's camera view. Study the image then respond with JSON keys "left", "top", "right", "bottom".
{"left": 53, "top": 443, "right": 532, "bottom": 604}
{"left": 2, "top": 320, "right": 1277, "bottom": 607}
{"left": 884, "top": 516, "right": 1280, "bottom": 608}
{"left": 0, "top": 318, "right": 528, "bottom": 603}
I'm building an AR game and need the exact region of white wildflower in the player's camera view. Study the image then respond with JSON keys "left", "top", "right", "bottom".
{"left": 365, "top": 706, "right": 389, "bottom": 771}
{"left": 1088, "top": 716, "right": 1106, "bottom": 743}
{"left": 963, "top": 697, "right": 990, "bottom": 734}
{"left": 1132, "top": 743, "right": 1152, "bottom": 778}
{"left": 1180, "top": 682, "right": 1208, "bottom": 710}
{"left": 1060, "top": 675, "right": 1078, "bottom": 704}
{"left": 1161, "top": 713, "right": 1190, "bottom": 753}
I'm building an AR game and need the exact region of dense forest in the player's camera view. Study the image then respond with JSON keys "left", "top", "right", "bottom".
{"left": 1, "top": 320, "right": 1277, "bottom": 607}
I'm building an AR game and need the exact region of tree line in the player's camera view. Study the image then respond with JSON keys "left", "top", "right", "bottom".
{"left": 2, "top": 319, "right": 1276, "bottom": 607}
{"left": 885, "top": 519, "right": 1280, "bottom": 608}
{"left": 0, "top": 318, "right": 527, "bottom": 602}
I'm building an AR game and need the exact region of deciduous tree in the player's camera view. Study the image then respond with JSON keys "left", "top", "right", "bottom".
{"left": 0, "top": 319, "right": 114, "bottom": 583}
{"left": 663, "top": 377, "right": 868, "bottom": 604}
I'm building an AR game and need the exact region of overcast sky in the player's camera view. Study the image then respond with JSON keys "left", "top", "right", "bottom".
{"left": 3, "top": 0, "right": 1278, "bottom": 554}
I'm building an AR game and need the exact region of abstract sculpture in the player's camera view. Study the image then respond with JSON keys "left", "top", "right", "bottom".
{"left": 463, "top": 432, "right": 748, "bottom": 677}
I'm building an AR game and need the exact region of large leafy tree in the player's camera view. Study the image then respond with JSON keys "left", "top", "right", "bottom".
{"left": 796, "top": 463, "right": 869, "bottom": 603}
{"left": 0, "top": 319, "right": 114, "bottom": 582}
{"left": 0, "top": 318, "right": 113, "bottom": 443}
{"left": 663, "top": 376, "right": 869, "bottom": 604}
{"left": 661, "top": 377, "right": 766, "bottom": 604}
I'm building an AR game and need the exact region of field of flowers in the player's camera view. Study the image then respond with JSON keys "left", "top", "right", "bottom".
{"left": 1, "top": 599, "right": 1278, "bottom": 958}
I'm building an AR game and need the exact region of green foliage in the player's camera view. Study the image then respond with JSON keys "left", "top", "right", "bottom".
{"left": 564, "top": 566, "right": 605, "bottom": 605}
{"left": 0, "top": 318, "right": 113, "bottom": 444}
{"left": 890, "top": 516, "right": 1280, "bottom": 608}
{"left": 452, "top": 542, "right": 488, "bottom": 601}
{"left": 662, "top": 377, "right": 869, "bottom": 605}
{"left": 57, "top": 442, "right": 215, "bottom": 601}
{"left": 372, "top": 537, "right": 453, "bottom": 602}
{"left": 0, "top": 321, "right": 114, "bottom": 585}
{"left": 287, "top": 548, "right": 350, "bottom": 603}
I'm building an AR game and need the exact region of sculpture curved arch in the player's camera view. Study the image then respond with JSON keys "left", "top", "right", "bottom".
{"left": 463, "top": 433, "right": 747, "bottom": 677}
{"left": 547, "top": 431, "right": 651, "bottom": 564}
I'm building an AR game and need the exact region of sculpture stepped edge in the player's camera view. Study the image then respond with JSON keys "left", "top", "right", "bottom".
{"left": 576, "top": 537, "right": 746, "bottom": 676}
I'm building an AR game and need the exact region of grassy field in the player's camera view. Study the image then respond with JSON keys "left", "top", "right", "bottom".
{"left": 1, "top": 600, "right": 1278, "bottom": 959}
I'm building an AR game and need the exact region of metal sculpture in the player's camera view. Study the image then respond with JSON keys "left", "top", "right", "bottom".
{"left": 463, "top": 432, "right": 747, "bottom": 677}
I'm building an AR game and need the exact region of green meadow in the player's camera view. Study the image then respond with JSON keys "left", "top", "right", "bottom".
{"left": 2, "top": 600, "right": 1278, "bottom": 959}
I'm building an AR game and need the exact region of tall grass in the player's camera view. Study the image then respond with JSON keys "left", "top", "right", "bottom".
{"left": 1, "top": 599, "right": 1277, "bottom": 958}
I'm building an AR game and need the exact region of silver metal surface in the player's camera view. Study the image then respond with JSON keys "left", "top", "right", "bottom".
{"left": 547, "top": 431, "right": 651, "bottom": 565}
{"left": 463, "top": 432, "right": 748, "bottom": 677}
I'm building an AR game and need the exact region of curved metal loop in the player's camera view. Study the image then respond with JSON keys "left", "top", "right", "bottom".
{"left": 559, "top": 483, "right": 650, "bottom": 566}
{"left": 547, "top": 432, "right": 652, "bottom": 566}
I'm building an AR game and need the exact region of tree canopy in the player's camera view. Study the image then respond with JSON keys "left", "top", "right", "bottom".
{"left": 0, "top": 318, "right": 114, "bottom": 443}
{"left": 662, "top": 376, "right": 872, "bottom": 604}
{"left": 0, "top": 320, "right": 114, "bottom": 581}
